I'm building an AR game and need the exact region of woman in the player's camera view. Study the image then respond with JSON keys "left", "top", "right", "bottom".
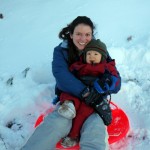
{"left": 22, "top": 16, "right": 121, "bottom": 150}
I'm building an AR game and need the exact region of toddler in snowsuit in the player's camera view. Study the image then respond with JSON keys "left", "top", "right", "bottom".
{"left": 58, "top": 39, "right": 119, "bottom": 147}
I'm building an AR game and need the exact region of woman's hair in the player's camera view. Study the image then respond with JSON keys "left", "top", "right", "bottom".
{"left": 59, "top": 16, "right": 95, "bottom": 65}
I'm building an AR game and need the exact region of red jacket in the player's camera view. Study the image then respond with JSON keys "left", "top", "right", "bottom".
{"left": 70, "top": 59, "right": 118, "bottom": 78}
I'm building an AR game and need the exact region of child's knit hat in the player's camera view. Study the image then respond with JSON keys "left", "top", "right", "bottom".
{"left": 84, "top": 39, "right": 107, "bottom": 61}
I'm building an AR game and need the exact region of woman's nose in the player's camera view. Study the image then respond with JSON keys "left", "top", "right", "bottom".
{"left": 81, "top": 35, "right": 86, "bottom": 41}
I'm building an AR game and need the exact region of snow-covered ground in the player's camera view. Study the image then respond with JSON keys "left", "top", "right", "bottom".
{"left": 0, "top": 0, "right": 150, "bottom": 149}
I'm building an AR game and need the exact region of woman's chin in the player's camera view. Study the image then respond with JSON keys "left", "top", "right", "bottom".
{"left": 77, "top": 46, "right": 85, "bottom": 51}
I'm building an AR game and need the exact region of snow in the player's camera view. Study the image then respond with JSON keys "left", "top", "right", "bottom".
{"left": 0, "top": 0, "right": 150, "bottom": 149}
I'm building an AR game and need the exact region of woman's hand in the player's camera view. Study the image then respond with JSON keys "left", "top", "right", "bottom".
{"left": 94, "top": 74, "right": 119, "bottom": 94}
{"left": 81, "top": 87, "right": 102, "bottom": 105}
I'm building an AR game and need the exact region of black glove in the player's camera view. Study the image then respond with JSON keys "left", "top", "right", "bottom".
{"left": 94, "top": 73, "right": 112, "bottom": 94}
{"left": 99, "top": 73, "right": 112, "bottom": 88}
{"left": 81, "top": 87, "right": 102, "bottom": 105}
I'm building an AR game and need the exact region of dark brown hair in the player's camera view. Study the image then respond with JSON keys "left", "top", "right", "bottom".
{"left": 59, "top": 16, "right": 95, "bottom": 65}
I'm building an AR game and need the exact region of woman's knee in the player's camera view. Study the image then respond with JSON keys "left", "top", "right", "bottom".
{"left": 45, "top": 109, "right": 72, "bottom": 132}
{"left": 81, "top": 113, "right": 105, "bottom": 130}
{"left": 80, "top": 113, "right": 108, "bottom": 149}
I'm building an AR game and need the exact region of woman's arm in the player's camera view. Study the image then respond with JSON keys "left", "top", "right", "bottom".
{"left": 52, "top": 45, "right": 86, "bottom": 98}
{"left": 105, "top": 52, "right": 121, "bottom": 94}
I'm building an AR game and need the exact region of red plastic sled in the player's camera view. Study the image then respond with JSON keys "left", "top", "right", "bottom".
{"left": 35, "top": 101, "right": 129, "bottom": 149}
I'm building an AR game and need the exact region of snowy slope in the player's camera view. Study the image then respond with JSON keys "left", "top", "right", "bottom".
{"left": 0, "top": 0, "right": 150, "bottom": 149}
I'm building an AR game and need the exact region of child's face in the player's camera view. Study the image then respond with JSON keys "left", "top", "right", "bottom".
{"left": 86, "top": 50, "right": 102, "bottom": 64}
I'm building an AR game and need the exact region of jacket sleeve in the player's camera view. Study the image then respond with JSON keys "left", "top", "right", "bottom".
{"left": 52, "top": 45, "right": 86, "bottom": 98}
{"left": 106, "top": 53, "right": 121, "bottom": 94}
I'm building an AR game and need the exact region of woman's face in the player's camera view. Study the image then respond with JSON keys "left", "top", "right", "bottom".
{"left": 70, "top": 24, "right": 93, "bottom": 51}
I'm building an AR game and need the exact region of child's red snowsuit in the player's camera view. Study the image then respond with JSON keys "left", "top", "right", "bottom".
{"left": 60, "top": 59, "right": 118, "bottom": 138}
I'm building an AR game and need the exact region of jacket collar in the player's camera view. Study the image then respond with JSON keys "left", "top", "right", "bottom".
{"left": 60, "top": 40, "right": 68, "bottom": 49}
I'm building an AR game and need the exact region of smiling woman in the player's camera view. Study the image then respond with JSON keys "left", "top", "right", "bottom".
{"left": 21, "top": 16, "right": 121, "bottom": 150}
{"left": 58, "top": 16, "right": 95, "bottom": 65}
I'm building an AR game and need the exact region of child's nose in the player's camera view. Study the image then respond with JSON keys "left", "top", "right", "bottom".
{"left": 90, "top": 55, "right": 94, "bottom": 59}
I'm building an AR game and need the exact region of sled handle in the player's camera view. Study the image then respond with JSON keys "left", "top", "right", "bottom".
{"left": 110, "top": 101, "right": 119, "bottom": 110}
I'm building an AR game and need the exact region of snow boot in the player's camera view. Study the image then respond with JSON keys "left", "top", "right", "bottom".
{"left": 93, "top": 98, "right": 112, "bottom": 126}
{"left": 61, "top": 136, "right": 78, "bottom": 148}
{"left": 58, "top": 100, "right": 76, "bottom": 119}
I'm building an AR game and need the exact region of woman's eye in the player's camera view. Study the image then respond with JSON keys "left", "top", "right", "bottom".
{"left": 86, "top": 34, "right": 91, "bottom": 37}
{"left": 76, "top": 33, "right": 81, "bottom": 36}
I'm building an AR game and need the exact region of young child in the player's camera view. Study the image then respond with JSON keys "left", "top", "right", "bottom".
{"left": 58, "top": 39, "right": 118, "bottom": 147}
